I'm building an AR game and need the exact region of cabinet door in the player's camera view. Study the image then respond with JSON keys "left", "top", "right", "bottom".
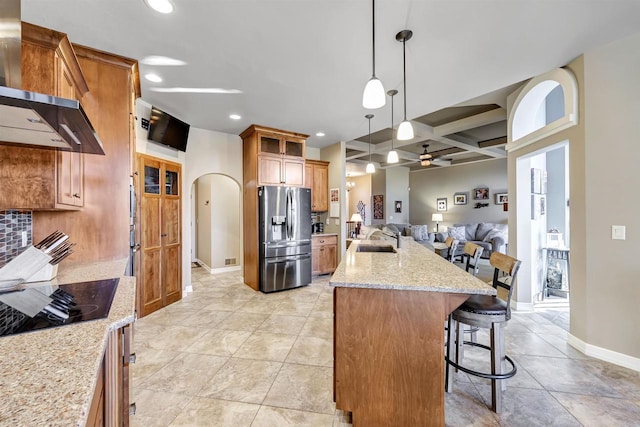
{"left": 283, "top": 138, "right": 304, "bottom": 158}
{"left": 320, "top": 244, "right": 337, "bottom": 274}
{"left": 304, "top": 163, "right": 313, "bottom": 189}
{"left": 311, "top": 247, "right": 321, "bottom": 275}
{"left": 258, "top": 155, "right": 283, "bottom": 185}
{"left": 258, "top": 135, "right": 282, "bottom": 155}
{"left": 312, "top": 163, "right": 328, "bottom": 211}
{"left": 162, "top": 196, "right": 182, "bottom": 306}
{"left": 283, "top": 158, "right": 305, "bottom": 187}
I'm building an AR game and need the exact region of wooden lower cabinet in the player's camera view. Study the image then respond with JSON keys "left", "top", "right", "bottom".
{"left": 312, "top": 235, "right": 337, "bottom": 275}
{"left": 87, "top": 324, "right": 133, "bottom": 426}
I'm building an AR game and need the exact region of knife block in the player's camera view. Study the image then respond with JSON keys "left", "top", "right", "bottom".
{"left": 0, "top": 246, "right": 54, "bottom": 286}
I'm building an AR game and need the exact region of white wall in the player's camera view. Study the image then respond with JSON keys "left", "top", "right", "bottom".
{"left": 196, "top": 176, "right": 212, "bottom": 267}
{"left": 409, "top": 159, "right": 508, "bottom": 230}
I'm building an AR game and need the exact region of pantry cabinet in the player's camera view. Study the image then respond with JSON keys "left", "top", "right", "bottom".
{"left": 137, "top": 154, "right": 182, "bottom": 317}
{"left": 304, "top": 159, "right": 329, "bottom": 212}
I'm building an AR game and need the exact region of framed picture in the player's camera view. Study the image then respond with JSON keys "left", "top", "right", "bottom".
{"left": 495, "top": 193, "right": 508, "bottom": 204}
{"left": 329, "top": 187, "right": 340, "bottom": 217}
{"left": 373, "top": 194, "right": 384, "bottom": 219}
{"left": 531, "top": 194, "right": 546, "bottom": 219}
{"left": 473, "top": 187, "right": 489, "bottom": 200}
{"left": 531, "top": 168, "right": 547, "bottom": 194}
{"left": 437, "top": 197, "right": 447, "bottom": 212}
{"left": 395, "top": 201, "right": 402, "bottom": 213}
{"left": 454, "top": 193, "right": 468, "bottom": 205}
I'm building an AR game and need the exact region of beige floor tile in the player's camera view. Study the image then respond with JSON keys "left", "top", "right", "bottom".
{"left": 552, "top": 391, "right": 640, "bottom": 426}
{"left": 234, "top": 331, "right": 297, "bottom": 362}
{"left": 300, "top": 316, "right": 333, "bottom": 339}
{"left": 130, "top": 344, "right": 180, "bottom": 385}
{"left": 184, "top": 328, "right": 252, "bottom": 357}
{"left": 204, "top": 296, "right": 255, "bottom": 311}
{"left": 237, "top": 298, "right": 280, "bottom": 314}
{"left": 175, "top": 309, "right": 234, "bottom": 328}
{"left": 286, "top": 336, "right": 333, "bottom": 367}
{"left": 140, "top": 325, "right": 208, "bottom": 351}
{"left": 263, "top": 363, "right": 335, "bottom": 414}
{"left": 273, "top": 300, "right": 315, "bottom": 316}
{"left": 142, "top": 352, "right": 228, "bottom": 395}
{"left": 215, "top": 311, "right": 269, "bottom": 332}
{"left": 198, "top": 358, "right": 282, "bottom": 404}
{"left": 129, "top": 389, "right": 192, "bottom": 427}
{"left": 251, "top": 406, "right": 334, "bottom": 427}
{"left": 258, "top": 314, "right": 307, "bottom": 335}
{"left": 169, "top": 397, "right": 259, "bottom": 426}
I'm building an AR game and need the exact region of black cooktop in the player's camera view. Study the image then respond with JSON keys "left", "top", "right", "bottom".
{"left": 0, "top": 278, "right": 119, "bottom": 337}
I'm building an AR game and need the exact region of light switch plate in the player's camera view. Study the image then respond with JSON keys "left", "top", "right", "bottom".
{"left": 612, "top": 225, "right": 626, "bottom": 240}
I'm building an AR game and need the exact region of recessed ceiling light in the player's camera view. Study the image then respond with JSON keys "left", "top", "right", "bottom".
{"left": 150, "top": 87, "right": 243, "bottom": 94}
{"left": 144, "top": 73, "right": 162, "bottom": 83}
{"left": 229, "top": 114, "right": 241, "bottom": 120}
{"left": 140, "top": 55, "right": 186, "bottom": 66}
{"left": 316, "top": 132, "right": 325, "bottom": 137}
{"left": 144, "top": 0, "right": 174, "bottom": 14}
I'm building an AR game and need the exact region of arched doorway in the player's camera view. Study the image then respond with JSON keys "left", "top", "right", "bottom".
{"left": 191, "top": 174, "right": 242, "bottom": 274}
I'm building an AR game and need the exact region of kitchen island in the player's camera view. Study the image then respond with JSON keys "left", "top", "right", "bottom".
{"left": 0, "top": 258, "right": 135, "bottom": 426}
{"left": 330, "top": 238, "right": 495, "bottom": 427}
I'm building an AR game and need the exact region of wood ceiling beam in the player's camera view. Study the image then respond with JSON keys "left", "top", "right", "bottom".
{"left": 432, "top": 108, "right": 506, "bottom": 136}
{"left": 478, "top": 136, "right": 507, "bottom": 148}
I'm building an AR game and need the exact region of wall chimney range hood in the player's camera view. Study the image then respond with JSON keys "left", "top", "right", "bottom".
{"left": 0, "top": 0, "right": 105, "bottom": 155}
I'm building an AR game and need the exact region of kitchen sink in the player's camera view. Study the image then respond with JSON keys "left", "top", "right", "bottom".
{"left": 355, "top": 244, "right": 396, "bottom": 253}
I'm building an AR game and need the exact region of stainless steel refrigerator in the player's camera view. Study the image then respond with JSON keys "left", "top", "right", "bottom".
{"left": 258, "top": 186, "right": 312, "bottom": 293}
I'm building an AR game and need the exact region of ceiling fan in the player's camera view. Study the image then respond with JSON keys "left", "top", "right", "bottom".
{"left": 418, "top": 144, "right": 451, "bottom": 167}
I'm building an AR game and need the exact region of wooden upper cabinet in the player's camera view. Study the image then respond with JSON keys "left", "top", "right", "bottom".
{"left": 0, "top": 23, "right": 88, "bottom": 210}
{"left": 242, "top": 125, "right": 308, "bottom": 188}
{"left": 305, "top": 159, "right": 329, "bottom": 212}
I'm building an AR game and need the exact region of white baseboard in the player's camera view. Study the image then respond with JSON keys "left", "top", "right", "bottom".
{"left": 184, "top": 284, "right": 193, "bottom": 295}
{"left": 512, "top": 300, "right": 534, "bottom": 311}
{"left": 568, "top": 334, "right": 640, "bottom": 372}
{"left": 194, "top": 259, "right": 212, "bottom": 273}
{"left": 211, "top": 265, "right": 241, "bottom": 274}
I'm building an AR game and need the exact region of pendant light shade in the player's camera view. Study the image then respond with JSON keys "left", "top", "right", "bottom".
{"left": 387, "top": 89, "right": 399, "bottom": 164}
{"left": 362, "top": 0, "right": 385, "bottom": 109}
{"left": 365, "top": 114, "right": 376, "bottom": 173}
{"left": 396, "top": 30, "right": 414, "bottom": 140}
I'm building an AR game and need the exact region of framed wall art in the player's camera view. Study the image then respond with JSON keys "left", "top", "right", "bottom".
{"left": 437, "top": 197, "right": 447, "bottom": 212}
{"left": 373, "top": 194, "right": 384, "bottom": 219}
{"left": 329, "top": 187, "right": 340, "bottom": 217}
{"left": 495, "top": 193, "right": 508, "bottom": 204}
{"left": 454, "top": 193, "right": 468, "bottom": 205}
{"left": 473, "top": 187, "right": 489, "bottom": 200}
{"left": 395, "top": 201, "right": 402, "bottom": 213}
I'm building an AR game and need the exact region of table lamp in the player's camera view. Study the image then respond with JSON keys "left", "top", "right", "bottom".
{"left": 431, "top": 213, "right": 443, "bottom": 232}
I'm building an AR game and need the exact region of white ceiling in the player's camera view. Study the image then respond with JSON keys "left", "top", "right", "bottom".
{"left": 22, "top": 0, "right": 640, "bottom": 150}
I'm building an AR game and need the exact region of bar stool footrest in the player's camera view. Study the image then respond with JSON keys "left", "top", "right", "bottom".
{"left": 445, "top": 341, "right": 517, "bottom": 380}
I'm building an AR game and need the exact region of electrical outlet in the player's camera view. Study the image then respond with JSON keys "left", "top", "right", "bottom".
{"left": 21, "top": 231, "right": 28, "bottom": 247}
{"left": 612, "top": 225, "right": 626, "bottom": 240}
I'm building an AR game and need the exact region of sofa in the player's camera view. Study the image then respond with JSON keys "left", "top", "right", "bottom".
{"left": 361, "top": 223, "right": 436, "bottom": 248}
{"left": 436, "top": 223, "right": 508, "bottom": 258}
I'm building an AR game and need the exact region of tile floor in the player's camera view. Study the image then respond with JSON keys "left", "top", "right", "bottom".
{"left": 131, "top": 266, "right": 640, "bottom": 426}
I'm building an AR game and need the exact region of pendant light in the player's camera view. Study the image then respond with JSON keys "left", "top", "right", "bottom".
{"left": 365, "top": 114, "right": 376, "bottom": 173}
{"left": 396, "top": 30, "right": 414, "bottom": 140}
{"left": 362, "top": 0, "right": 385, "bottom": 109}
{"left": 387, "top": 89, "right": 399, "bottom": 164}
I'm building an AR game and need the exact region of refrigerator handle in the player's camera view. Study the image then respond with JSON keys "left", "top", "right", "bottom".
{"left": 290, "top": 190, "right": 296, "bottom": 238}
{"left": 286, "top": 189, "right": 292, "bottom": 239}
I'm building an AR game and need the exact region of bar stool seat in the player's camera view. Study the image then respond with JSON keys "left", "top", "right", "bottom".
{"left": 446, "top": 252, "right": 522, "bottom": 413}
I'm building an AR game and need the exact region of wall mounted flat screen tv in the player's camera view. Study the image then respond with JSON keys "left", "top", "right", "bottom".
{"left": 148, "top": 106, "right": 190, "bottom": 152}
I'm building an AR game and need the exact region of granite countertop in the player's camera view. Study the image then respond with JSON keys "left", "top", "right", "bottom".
{"left": 330, "top": 238, "right": 496, "bottom": 295}
{"left": 0, "top": 258, "right": 136, "bottom": 427}
{"left": 312, "top": 232, "right": 337, "bottom": 237}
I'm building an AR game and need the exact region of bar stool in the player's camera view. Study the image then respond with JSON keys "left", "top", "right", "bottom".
{"left": 463, "top": 242, "right": 484, "bottom": 276}
{"left": 444, "top": 236, "right": 459, "bottom": 263}
{"left": 445, "top": 252, "right": 522, "bottom": 413}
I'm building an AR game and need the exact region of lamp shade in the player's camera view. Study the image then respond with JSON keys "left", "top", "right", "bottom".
{"left": 350, "top": 213, "right": 363, "bottom": 222}
{"left": 387, "top": 150, "right": 399, "bottom": 163}
{"left": 366, "top": 162, "right": 376, "bottom": 173}
{"left": 431, "top": 213, "right": 443, "bottom": 222}
{"left": 397, "top": 120, "right": 414, "bottom": 140}
{"left": 363, "top": 77, "right": 386, "bottom": 109}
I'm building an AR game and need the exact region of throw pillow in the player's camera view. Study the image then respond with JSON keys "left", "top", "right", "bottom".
{"left": 449, "top": 226, "right": 466, "bottom": 241}
{"left": 483, "top": 229, "right": 504, "bottom": 242}
{"left": 411, "top": 224, "right": 429, "bottom": 241}
{"left": 476, "top": 223, "right": 494, "bottom": 241}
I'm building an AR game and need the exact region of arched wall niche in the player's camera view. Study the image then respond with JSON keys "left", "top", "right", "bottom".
{"left": 507, "top": 68, "right": 578, "bottom": 151}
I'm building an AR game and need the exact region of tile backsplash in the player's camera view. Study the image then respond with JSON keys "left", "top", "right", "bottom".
{"left": 0, "top": 210, "right": 33, "bottom": 268}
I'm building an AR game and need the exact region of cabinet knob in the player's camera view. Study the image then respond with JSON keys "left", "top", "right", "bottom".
{"left": 161, "top": 233, "right": 167, "bottom": 237}
{"left": 319, "top": 240, "right": 325, "bottom": 243}
{"left": 73, "top": 193, "right": 81, "bottom": 198}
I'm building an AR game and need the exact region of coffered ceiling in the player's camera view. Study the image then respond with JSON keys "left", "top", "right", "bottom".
{"left": 21, "top": 1, "right": 640, "bottom": 153}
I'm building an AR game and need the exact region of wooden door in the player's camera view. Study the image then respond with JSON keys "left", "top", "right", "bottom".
{"left": 162, "top": 163, "right": 182, "bottom": 305}
{"left": 139, "top": 156, "right": 163, "bottom": 316}
{"left": 312, "top": 163, "right": 328, "bottom": 211}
